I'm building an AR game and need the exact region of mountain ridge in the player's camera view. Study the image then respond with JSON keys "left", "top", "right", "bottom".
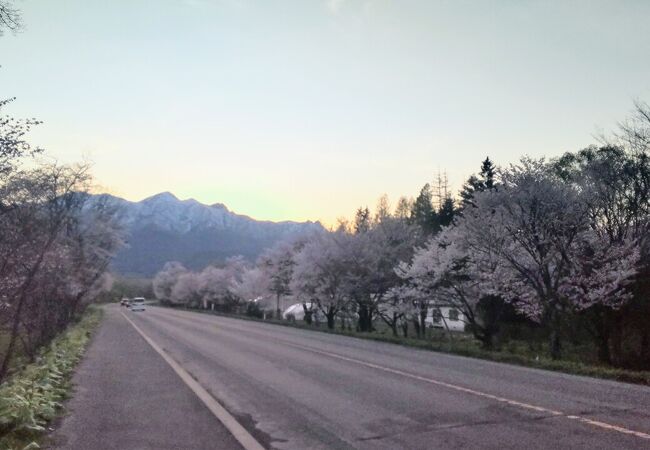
{"left": 88, "top": 192, "right": 324, "bottom": 277}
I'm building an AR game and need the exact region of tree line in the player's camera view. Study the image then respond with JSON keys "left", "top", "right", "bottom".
{"left": 154, "top": 102, "right": 649, "bottom": 370}
{"left": 0, "top": 96, "right": 123, "bottom": 382}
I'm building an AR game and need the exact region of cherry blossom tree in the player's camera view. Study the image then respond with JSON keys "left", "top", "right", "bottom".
{"left": 153, "top": 261, "right": 188, "bottom": 304}
{"left": 396, "top": 225, "right": 496, "bottom": 345}
{"left": 259, "top": 239, "right": 305, "bottom": 318}
{"left": 399, "top": 157, "right": 640, "bottom": 357}
{"left": 0, "top": 164, "right": 122, "bottom": 380}
{"left": 231, "top": 267, "right": 270, "bottom": 304}
{"left": 196, "top": 257, "right": 247, "bottom": 312}
{"left": 291, "top": 231, "right": 351, "bottom": 329}
{"left": 454, "top": 159, "right": 638, "bottom": 358}
{"left": 383, "top": 285, "right": 421, "bottom": 338}
{"left": 66, "top": 195, "right": 124, "bottom": 312}
{"left": 554, "top": 144, "right": 648, "bottom": 363}
{"left": 357, "top": 217, "right": 419, "bottom": 333}
{"left": 171, "top": 271, "right": 202, "bottom": 307}
{"left": 0, "top": 92, "right": 121, "bottom": 379}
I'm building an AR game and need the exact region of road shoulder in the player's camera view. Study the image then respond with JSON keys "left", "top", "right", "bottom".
{"left": 47, "top": 305, "right": 243, "bottom": 450}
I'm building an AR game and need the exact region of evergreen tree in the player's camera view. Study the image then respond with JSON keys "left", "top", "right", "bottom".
{"left": 480, "top": 156, "right": 496, "bottom": 189}
{"left": 410, "top": 183, "right": 438, "bottom": 234}
{"left": 459, "top": 175, "right": 482, "bottom": 207}
{"left": 460, "top": 157, "right": 497, "bottom": 208}
{"left": 438, "top": 196, "right": 456, "bottom": 227}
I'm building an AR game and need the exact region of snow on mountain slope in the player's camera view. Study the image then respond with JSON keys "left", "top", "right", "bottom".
{"left": 87, "top": 192, "right": 324, "bottom": 276}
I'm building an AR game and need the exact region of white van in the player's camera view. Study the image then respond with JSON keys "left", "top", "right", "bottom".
{"left": 130, "top": 297, "right": 146, "bottom": 312}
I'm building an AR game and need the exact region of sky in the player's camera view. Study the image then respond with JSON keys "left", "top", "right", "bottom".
{"left": 1, "top": 0, "right": 649, "bottom": 225}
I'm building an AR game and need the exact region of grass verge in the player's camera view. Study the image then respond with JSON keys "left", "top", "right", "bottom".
{"left": 161, "top": 304, "right": 650, "bottom": 386}
{"left": 0, "top": 307, "right": 103, "bottom": 450}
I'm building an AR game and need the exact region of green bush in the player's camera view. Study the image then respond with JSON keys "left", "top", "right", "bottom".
{"left": 0, "top": 308, "right": 102, "bottom": 450}
{"left": 244, "top": 301, "right": 264, "bottom": 319}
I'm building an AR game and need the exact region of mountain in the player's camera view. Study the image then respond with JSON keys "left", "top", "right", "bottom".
{"left": 87, "top": 192, "right": 324, "bottom": 277}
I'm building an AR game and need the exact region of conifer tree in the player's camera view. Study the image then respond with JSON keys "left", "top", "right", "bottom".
{"left": 460, "top": 156, "right": 497, "bottom": 208}
{"left": 438, "top": 196, "right": 456, "bottom": 227}
{"left": 410, "top": 183, "right": 438, "bottom": 234}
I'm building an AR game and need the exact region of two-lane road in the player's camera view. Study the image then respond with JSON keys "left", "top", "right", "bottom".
{"left": 118, "top": 305, "right": 650, "bottom": 449}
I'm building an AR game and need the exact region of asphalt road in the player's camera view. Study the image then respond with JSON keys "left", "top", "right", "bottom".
{"left": 56, "top": 305, "right": 650, "bottom": 449}
{"left": 49, "top": 306, "right": 242, "bottom": 450}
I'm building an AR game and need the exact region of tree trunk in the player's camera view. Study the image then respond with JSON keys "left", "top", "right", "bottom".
{"left": 611, "top": 322, "right": 623, "bottom": 367}
{"left": 276, "top": 294, "right": 281, "bottom": 319}
{"left": 358, "top": 304, "right": 371, "bottom": 332}
{"left": 368, "top": 306, "right": 375, "bottom": 332}
{"left": 641, "top": 330, "right": 650, "bottom": 370}
{"left": 478, "top": 329, "right": 495, "bottom": 350}
{"left": 440, "top": 313, "right": 454, "bottom": 347}
{"left": 594, "top": 309, "right": 612, "bottom": 365}
{"left": 549, "top": 328, "right": 562, "bottom": 360}
{"left": 326, "top": 310, "right": 335, "bottom": 330}
{"left": 419, "top": 310, "right": 427, "bottom": 340}
{"left": 401, "top": 321, "right": 408, "bottom": 338}
{"left": 597, "top": 335, "right": 611, "bottom": 365}
{"left": 390, "top": 316, "right": 398, "bottom": 337}
{"left": 545, "top": 306, "right": 563, "bottom": 360}
{"left": 412, "top": 318, "right": 421, "bottom": 339}
{"left": 0, "top": 234, "right": 59, "bottom": 381}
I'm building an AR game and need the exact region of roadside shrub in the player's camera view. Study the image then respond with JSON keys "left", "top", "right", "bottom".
{"left": 0, "top": 308, "right": 102, "bottom": 449}
{"left": 245, "top": 301, "right": 264, "bottom": 319}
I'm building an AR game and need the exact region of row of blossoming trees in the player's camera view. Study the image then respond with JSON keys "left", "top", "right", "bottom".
{"left": 154, "top": 103, "right": 650, "bottom": 369}
{"left": 0, "top": 98, "right": 123, "bottom": 382}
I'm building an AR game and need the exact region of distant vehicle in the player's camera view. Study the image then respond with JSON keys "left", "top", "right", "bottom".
{"left": 120, "top": 298, "right": 130, "bottom": 307}
{"left": 130, "top": 297, "right": 146, "bottom": 312}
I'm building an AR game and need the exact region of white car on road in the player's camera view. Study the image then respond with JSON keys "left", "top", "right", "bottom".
{"left": 130, "top": 297, "right": 146, "bottom": 312}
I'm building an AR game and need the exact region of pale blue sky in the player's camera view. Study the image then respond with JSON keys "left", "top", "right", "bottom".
{"left": 1, "top": 0, "right": 649, "bottom": 224}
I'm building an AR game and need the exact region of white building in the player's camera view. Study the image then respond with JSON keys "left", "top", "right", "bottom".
{"left": 282, "top": 302, "right": 323, "bottom": 321}
{"left": 425, "top": 304, "right": 466, "bottom": 332}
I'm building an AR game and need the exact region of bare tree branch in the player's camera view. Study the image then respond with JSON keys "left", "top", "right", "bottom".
{"left": 0, "top": 1, "right": 22, "bottom": 36}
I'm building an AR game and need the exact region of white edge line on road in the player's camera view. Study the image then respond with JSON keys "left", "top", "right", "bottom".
{"left": 133, "top": 307, "right": 650, "bottom": 442}
{"left": 283, "top": 342, "right": 650, "bottom": 441}
{"left": 120, "top": 312, "right": 265, "bottom": 450}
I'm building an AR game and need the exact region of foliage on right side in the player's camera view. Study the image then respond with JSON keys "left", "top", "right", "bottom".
{"left": 152, "top": 101, "right": 650, "bottom": 373}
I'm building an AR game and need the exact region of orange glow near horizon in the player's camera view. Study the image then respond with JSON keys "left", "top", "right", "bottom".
{"left": 2, "top": 1, "right": 649, "bottom": 226}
